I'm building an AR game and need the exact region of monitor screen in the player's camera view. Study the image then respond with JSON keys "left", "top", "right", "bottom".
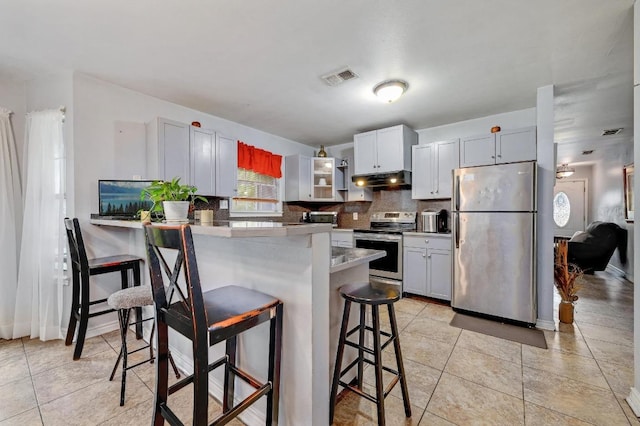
{"left": 98, "top": 180, "right": 154, "bottom": 217}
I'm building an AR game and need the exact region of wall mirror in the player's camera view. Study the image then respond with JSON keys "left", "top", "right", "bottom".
{"left": 624, "top": 164, "right": 634, "bottom": 222}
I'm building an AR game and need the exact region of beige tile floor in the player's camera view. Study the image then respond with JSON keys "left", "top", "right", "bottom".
{"left": 0, "top": 271, "right": 636, "bottom": 425}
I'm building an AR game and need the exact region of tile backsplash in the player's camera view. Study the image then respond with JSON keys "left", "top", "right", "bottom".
{"left": 193, "top": 189, "right": 452, "bottom": 229}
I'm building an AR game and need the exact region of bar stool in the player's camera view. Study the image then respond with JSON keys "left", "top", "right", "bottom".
{"left": 107, "top": 285, "right": 180, "bottom": 406}
{"left": 329, "top": 282, "right": 411, "bottom": 426}
{"left": 144, "top": 224, "right": 283, "bottom": 426}
{"left": 64, "top": 218, "right": 144, "bottom": 360}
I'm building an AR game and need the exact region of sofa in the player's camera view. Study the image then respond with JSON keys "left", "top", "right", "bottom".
{"left": 567, "top": 221, "right": 628, "bottom": 273}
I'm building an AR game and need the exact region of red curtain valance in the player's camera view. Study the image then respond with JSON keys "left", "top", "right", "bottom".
{"left": 237, "top": 141, "right": 283, "bottom": 179}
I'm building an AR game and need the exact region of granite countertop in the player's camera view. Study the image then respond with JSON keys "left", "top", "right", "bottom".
{"left": 330, "top": 247, "right": 385, "bottom": 273}
{"left": 90, "top": 218, "right": 332, "bottom": 238}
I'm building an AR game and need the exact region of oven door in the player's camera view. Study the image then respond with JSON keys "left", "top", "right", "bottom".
{"left": 353, "top": 233, "right": 402, "bottom": 281}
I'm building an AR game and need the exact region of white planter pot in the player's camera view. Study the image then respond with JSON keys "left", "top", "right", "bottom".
{"left": 162, "top": 201, "right": 190, "bottom": 223}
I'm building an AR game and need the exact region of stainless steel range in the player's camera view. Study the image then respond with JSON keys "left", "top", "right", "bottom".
{"left": 353, "top": 212, "right": 417, "bottom": 290}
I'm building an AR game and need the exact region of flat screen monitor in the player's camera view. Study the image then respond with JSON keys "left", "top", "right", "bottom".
{"left": 98, "top": 180, "right": 154, "bottom": 218}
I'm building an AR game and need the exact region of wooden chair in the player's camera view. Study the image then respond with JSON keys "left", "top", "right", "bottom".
{"left": 64, "top": 218, "right": 144, "bottom": 360}
{"left": 144, "top": 224, "right": 283, "bottom": 425}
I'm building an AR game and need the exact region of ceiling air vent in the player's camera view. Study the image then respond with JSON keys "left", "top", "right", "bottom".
{"left": 321, "top": 67, "right": 359, "bottom": 86}
{"left": 602, "top": 128, "right": 623, "bottom": 136}
{"left": 582, "top": 150, "right": 594, "bottom": 155}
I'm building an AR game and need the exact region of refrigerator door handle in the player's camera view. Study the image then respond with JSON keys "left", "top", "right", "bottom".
{"left": 455, "top": 213, "right": 460, "bottom": 249}
{"left": 454, "top": 174, "right": 460, "bottom": 211}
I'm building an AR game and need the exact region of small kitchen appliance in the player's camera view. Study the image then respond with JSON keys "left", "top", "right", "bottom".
{"left": 304, "top": 211, "right": 338, "bottom": 227}
{"left": 437, "top": 209, "right": 449, "bottom": 233}
{"left": 421, "top": 211, "right": 438, "bottom": 233}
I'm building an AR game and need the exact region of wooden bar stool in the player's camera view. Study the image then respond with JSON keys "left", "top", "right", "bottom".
{"left": 144, "top": 224, "right": 283, "bottom": 426}
{"left": 329, "top": 282, "right": 411, "bottom": 426}
{"left": 64, "top": 218, "right": 144, "bottom": 360}
{"left": 107, "top": 285, "right": 180, "bottom": 406}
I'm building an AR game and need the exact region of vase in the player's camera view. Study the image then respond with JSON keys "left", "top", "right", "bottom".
{"left": 163, "top": 201, "right": 190, "bottom": 223}
{"left": 317, "top": 145, "right": 327, "bottom": 157}
{"left": 559, "top": 301, "right": 574, "bottom": 324}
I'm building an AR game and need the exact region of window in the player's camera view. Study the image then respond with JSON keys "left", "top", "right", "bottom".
{"left": 553, "top": 191, "right": 570, "bottom": 227}
{"left": 231, "top": 168, "right": 282, "bottom": 216}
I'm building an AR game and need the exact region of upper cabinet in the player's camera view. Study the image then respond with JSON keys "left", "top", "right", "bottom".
{"left": 284, "top": 155, "right": 344, "bottom": 202}
{"left": 412, "top": 139, "right": 459, "bottom": 200}
{"left": 147, "top": 117, "right": 237, "bottom": 197}
{"left": 459, "top": 126, "right": 536, "bottom": 168}
{"left": 353, "top": 124, "right": 417, "bottom": 175}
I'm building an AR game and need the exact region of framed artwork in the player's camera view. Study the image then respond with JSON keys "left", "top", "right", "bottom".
{"left": 624, "top": 164, "right": 634, "bottom": 222}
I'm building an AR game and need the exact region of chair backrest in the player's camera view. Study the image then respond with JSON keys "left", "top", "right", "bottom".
{"left": 64, "top": 217, "right": 89, "bottom": 273}
{"left": 143, "top": 224, "right": 207, "bottom": 342}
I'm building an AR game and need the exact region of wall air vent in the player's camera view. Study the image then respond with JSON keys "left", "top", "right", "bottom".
{"left": 582, "top": 150, "right": 594, "bottom": 155}
{"left": 602, "top": 128, "right": 623, "bottom": 136}
{"left": 321, "top": 67, "right": 359, "bottom": 86}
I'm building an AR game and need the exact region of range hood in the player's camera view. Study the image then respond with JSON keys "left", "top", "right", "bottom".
{"left": 351, "top": 170, "right": 411, "bottom": 188}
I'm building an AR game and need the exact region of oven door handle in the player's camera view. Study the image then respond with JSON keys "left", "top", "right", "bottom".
{"left": 354, "top": 234, "right": 403, "bottom": 242}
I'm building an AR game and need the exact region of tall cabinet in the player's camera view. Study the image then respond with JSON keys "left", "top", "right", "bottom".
{"left": 412, "top": 139, "right": 459, "bottom": 199}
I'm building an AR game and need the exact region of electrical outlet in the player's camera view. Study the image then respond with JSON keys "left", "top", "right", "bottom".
{"left": 353, "top": 212, "right": 358, "bottom": 220}
{"left": 220, "top": 199, "right": 229, "bottom": 209}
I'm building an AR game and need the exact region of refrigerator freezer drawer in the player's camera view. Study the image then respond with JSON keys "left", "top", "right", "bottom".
{"left": 452, "top": 212, "right": 536, "bottom": 323}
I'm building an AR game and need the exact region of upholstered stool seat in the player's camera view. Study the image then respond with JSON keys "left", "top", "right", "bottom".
{"left": 107, "top": 285, "right": 180, "bottom": 406}
{"left": 330, "top": 282, "right": 411, "bottom": 426}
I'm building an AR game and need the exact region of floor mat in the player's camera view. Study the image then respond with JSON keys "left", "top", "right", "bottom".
{"left": 450, "top": 313, "right": 547, "bottom": 349}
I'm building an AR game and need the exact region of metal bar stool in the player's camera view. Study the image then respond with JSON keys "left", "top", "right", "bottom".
{"left": 64, "top": 218, "right": 144, "bottom": 360}
{"left": 144, "top": 224, "right": 283, "bottom": 426}
{"left": 329, "top": 282, "right": 411, "bottom": 426}
{"left": 107, "top": 285, "right": 180, "bottom": 406}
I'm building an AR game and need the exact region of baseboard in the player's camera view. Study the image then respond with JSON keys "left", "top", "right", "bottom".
{"left": 61, "top": 319, "right": 120, "bottom": 343}
{"left": 626, "top": 387, "right": 640, "bottom": 417}
{"left": 535, "top": 318, "right": 555, "bottom": 331}
{"left": 166, "top": 348, "right": 265, "bottom": 425}
{"left": 606, "top": 264, "right": 633, "bottom": 283}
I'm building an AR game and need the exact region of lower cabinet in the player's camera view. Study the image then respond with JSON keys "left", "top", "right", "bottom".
{"left": 403, "top": 234, "right": 452, "bottom": 301}
{"left": 331, "top": 230, "right": 354, "bottom": 248}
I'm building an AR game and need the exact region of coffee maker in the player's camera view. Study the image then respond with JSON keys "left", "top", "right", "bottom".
{"left": 437, "top": 209, "right": 449, "bottom": 233}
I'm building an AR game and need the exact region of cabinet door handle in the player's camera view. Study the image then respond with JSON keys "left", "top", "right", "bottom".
{"left": 497, "top": 154, "right": 502, "bottom": 158}
{"left": 427, "top": 254, "right": 431, "bottom": 258}
{"left": 491, "top": 155, "right": 495, "bottom": 159}
{"left": 425, "top": 239, "right": 429, "bottom": 243}
{"left": 422, "top": 253, "right": 426, "bottom": 258}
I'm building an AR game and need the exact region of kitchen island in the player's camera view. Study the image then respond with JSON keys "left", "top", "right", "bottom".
{"left": 90, "top": 219, "right": 384, "bottom": 425}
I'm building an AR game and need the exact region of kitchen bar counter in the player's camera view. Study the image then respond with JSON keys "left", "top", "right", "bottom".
{"left": 90, "top": 218, "right": 380, "bottom": 425}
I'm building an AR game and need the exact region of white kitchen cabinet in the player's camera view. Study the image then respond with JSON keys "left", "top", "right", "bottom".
{"left": 331, "top": 230, "right": 354, "bottom": 248}
{"left": 342, "top": 153, "right": 372, "bottom": 201}
{"left": 285, "top": 155, "right": 343, "bottom": 202}
{"left": 190, "top": 128, "right": 238, "bottom": 197}
{"left": 353, "top": 124, "right": 417, "bottom": 175}
{"left": 411, "top": 139, "right": 459, "bottom": 200}
{"left": 147, "top": 118, "right": 237, "bottom": 197}
{"left": 147, "top": 117, "right": 190, "bottom": 183}
{"left": 403, "top": 234, "right": 452, "bottom": 301}
{"left": 459, "top": 126, "right": 536, "bottom": 168}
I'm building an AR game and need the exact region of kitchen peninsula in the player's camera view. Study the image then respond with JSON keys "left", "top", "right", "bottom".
{"left": 90, "top": 218, "right": 384, "bottom": 425}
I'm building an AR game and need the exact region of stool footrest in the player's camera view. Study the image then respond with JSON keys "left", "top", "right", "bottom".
{"left": 212, "top": 383, "right": 271, "bottom": 426}
{"left": 338, "top": 382, "right": 377, "bottom": 404}
{"left": 159, "top": 403, "right": 184, "bottom": 426}
{"left": 169, "top": 355, "right": 227, "bottom": 396}
{"left": 229, "top": 363, "right": 263, "bottom": 391}
{"left": 87, "top": 308, "right": 116, "bottom": 318}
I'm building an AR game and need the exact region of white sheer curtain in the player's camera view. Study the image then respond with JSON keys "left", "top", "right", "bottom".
{"left": 0, "top": 108, "right": 23, "bottom": 339}
{"left": 13, "top": 109, "right": 66, "bottom": 340}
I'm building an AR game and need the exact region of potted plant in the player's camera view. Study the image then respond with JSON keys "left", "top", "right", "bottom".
{"left": 141, "top": 177, "right": 207, "bottom": 222}
{"left": 554, "top": 240, "right": 583, "bottom": 323}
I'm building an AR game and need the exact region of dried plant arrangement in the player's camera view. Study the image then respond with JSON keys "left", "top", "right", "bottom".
{"left": 554, "top": 240, "right": 583, "bottom": 302}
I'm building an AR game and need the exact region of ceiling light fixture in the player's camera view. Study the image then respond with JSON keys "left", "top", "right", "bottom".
{"left": 373, "top": 80, "right": 408, "bottom": 103}
{"left": 556, "top": 164, "right": 575, "bottom": 179}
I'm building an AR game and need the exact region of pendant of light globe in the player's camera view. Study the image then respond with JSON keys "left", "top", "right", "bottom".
{"left": 373, "top": 80, "right": 408, "bottom": 103}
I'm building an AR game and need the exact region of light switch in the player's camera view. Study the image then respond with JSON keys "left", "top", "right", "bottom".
{"left": 353, "top": 212, "right": 358, "bottom": 220}
{"left": 220, "top": 199, "right": 229, "bottom": 209}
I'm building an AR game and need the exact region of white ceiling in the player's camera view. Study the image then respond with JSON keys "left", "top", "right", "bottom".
{"left": 0, "top": 0, "right": 634, "bottom": 164}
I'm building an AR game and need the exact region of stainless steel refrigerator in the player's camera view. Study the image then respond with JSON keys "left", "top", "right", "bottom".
{"left": 451, "top": 161, "right": 537, "bottom": 324}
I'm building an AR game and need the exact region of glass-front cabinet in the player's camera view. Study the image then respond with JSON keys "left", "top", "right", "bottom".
{"left": 284, "top": 155, "right": 344, "bottom": 202}
{"left": 313, "top": 157, "right": 336, "bottom": 200}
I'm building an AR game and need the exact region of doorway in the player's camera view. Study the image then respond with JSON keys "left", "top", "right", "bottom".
{"left": 553, "top": 179, "right": 588, "bottom": 238}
